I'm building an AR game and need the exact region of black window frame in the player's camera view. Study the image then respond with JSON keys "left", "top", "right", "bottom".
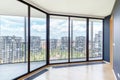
{"left": 14, "top": 0, "right": 104, "bottom": 79}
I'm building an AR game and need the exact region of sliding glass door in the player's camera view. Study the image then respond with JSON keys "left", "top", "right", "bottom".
{"left": 89, "top": 19, "right": 103, "bottom": 60}
{"left": 49, "top": 16, "right": 103, "bottom": 63}
{"left": 50, "top": 16, "right": 68, "bottom": 63}
{"left": 70, "top": 18, "right": 87, "bottom": 62}
{"left": 30, "top": 8, "right": 46, "bottom": 71}
{"left": 0, "top": 0, "right": 28, "bottom": 79}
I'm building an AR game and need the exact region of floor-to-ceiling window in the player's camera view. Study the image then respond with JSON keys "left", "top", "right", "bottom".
{"left": 49, "top": 16, "right": 103, "bottom": 63}
{"left": 50, "top": 16, "right": 68, "bottom": 63}
{"left": 89, "top": 19, "right": 103, "bottom": 60}
{"left": 0, "top": 0, "right": 48, "bottom": 79}
{"left": 70, "top": 18, "right": 87, "bottom": 62}
{"left": 0, "top": 0, "right": 28, "bottom": 79}
{"left": 30, "top": 7, "right": 46, "bottom": 71}
{"left": 0, "top": 0, "right": 104, "bottom": 79}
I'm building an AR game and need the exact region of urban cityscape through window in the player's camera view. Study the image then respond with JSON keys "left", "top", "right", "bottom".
{"left": 30, "top": 7, "right": 47, "bottom": 71}
{"left": 89, "top": 19, "right": 103, "bottom": 60}
{"left": 0, "top": 15, "right": 103, "bottom": 79}
{"left": 50, "top": 16, "right": 69, "bottom": 63}
{"left": 0, "top": 16, "right": 103, "bottom": 64}
{"left": 70, "top": 18, "right": 87, "bottom": 62}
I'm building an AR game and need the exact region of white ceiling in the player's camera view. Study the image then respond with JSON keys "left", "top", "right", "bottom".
{"left": 0, "top": 0, "right": 28, "bottom": 16}
{"left": 26, "top": 0, "right": 116, "bottom": 18}
{"left": 0, "top": 0, "right": 45, "bottom": 17}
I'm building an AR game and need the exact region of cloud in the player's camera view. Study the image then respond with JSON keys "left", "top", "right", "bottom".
{"left": 1, "top": 16, "right": 24, "bottom": 24}
{"left": 50, "top": 19, "right": 88, "bottom": 39}
{"left": 31, "top": 24, "right": 46, "bottom": 32}
{"left": 0, "top": 16, "right": 102, "bottom": 40}
{"left": 0, "top": 16, "right": 25, "bottom": 37}
{"left": 0, "top": 24, "right": 24, "bottom": 37}
{"left": 50, "top": 20, "right": 68, "bottom": 39}
{"left": 89, "top": 22, "right": 102, "bottom": 34}
{"left": 50, "top": 19, "right": 68, "bottom": 32}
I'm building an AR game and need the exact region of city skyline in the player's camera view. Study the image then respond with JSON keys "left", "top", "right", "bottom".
{"left": 0, "top": 15, "right": 103, "bottom": 64}
{"left": 0, "top": 31, "right": 102, "bottom": 63}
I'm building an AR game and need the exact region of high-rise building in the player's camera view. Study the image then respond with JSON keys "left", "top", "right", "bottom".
{"left": 94, "top": 31, "right": 102, "bottom": 56}
{"left": 30, "top": 36, "right": 41, "bottom": 53}
{"left": 41, "top": 39, "right": 46, "bottom": 49}
{"left": 50, "top": 39, "right": 58, "bottom": 50}
{"left": 0, "top": 36, "right": 24, "bottom": 63}
{"left": 75, "top": 36, "right": 85, "bottom": 52}
{"left": 60, "top": 37, "right": 68, "bottom": 50}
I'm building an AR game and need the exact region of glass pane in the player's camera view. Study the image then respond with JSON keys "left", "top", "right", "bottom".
{"left": 30, "top": 8, "right": 46, "bottom": 71}
{"left": 89, "top": 19, "right": 103, "bottom": 60}
{"left": 0, "top": 0, "right": 28, "bottom": 79}
{"left": 50, "top": 16, "right": 68, "bottom": 63}
{"left": 70, "top": 18, "right": 86, "bottom": 62}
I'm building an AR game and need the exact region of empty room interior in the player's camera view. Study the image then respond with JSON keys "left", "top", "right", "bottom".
{"left": 0, "top": 0, "right": 120, "bottom": 80}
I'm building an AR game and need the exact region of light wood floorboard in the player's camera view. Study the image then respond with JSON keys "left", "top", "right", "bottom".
{"left": 18, "top": 62, "right": 115, "bottom": 80}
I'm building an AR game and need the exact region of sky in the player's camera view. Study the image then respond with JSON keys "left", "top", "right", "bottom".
{"left": 0, "top": 15, "right": 102, "bottom": 40}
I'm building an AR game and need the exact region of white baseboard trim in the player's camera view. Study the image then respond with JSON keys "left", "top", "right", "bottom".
{"left": 112, "top": 69, "right": 117, "bottom": 80}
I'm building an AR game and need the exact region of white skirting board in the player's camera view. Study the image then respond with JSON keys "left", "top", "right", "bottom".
{"left": 112, "top": 69, "right": 117, "bottom": 80}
